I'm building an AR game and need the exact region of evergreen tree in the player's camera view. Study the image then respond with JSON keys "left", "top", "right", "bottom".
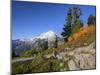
{"left": 12, "top": 50, "right": 16, "bottom": 57}
{"left": 54, "top": 36, "right": 58, "bottom": 48}
{"left": 71, "top": 19, "right": 83, "bottom": 35}
{"left": 87, "top": 14, "right": 96, "bottom": 25}
{"left": 61, "top": 7, "right": 83, "bottom": 41}
{"left": 71, "top": 7, "right": 83, "bottom": 35}
{"left": 61, "top": 8, "right": 72, "bottom": 41}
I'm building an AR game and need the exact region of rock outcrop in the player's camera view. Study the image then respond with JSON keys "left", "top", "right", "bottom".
{"left": 67, "top": 42, "right": 95, "bottom": 70}
{"left": 48, "top": 42, "right": 96, "bottom": 70}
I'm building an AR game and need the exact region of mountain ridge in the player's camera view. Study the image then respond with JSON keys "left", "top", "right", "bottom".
{"left": 12, "top": 30, "right": 58, "bottom": 55}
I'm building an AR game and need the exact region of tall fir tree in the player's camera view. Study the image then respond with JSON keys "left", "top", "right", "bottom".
{"left": 61, "top": 7, "right": 83, "bottom": 42}
{"left": 87, "top": 14, "right": 96, "bottom": 25}
{"left": 71, "top": 19, "right": 83, "bottom": 35}
{"left": 61, "top": 8, "right": 72, "bottom": 41}
{"left": 71, "top": 7, "right": 83, "bottom": 35}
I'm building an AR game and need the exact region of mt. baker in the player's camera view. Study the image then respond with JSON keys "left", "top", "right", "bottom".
{"left": 12, "top": 30, "right": 58, "bottom": 55}
{"left": 30, "top": 30, "right": 57, "bottom": 42}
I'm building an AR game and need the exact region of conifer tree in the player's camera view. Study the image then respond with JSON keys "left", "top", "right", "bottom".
{"left": 61, "top": 7, "right": 83, "bottom": 41}
{"left": 87, "top": 14, "right": 96, "bottom": 25}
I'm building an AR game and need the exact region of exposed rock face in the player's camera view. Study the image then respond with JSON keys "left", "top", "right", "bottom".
{"left": 68, "top": 59, "right": 80, "bottom": 70}
{"left": 67, "top": 42, "right": 96, "bottom": 70}
{"left": 51, "top": 42, "right": 96, "bottom": 70}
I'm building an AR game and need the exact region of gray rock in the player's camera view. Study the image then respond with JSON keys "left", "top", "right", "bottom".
{"left": 68, "top": 59, "right": 80, "bottom": 70}
{"left": 66, "top": 42, "right": 96, "bottom": 70}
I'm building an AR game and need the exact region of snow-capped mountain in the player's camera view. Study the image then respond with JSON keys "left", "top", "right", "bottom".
{"left": 12, "top": 30, "right": 58, "bottom": 55}
{"left": 30, "top": 30, "right": 57, "bottom": 42}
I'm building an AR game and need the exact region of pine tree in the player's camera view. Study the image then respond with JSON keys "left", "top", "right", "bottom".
{"left": 87, "top": 14, "right": 96, "bottom": 25}
{"left": 61, "top": 7, "right": 83, "bottom": 42}
{"left": 71, "top": 19, "right": 83, "bottom": 35}
{"left": 61, "top": 8, "right": 72, "bottom": 41}
{"left": 71, "top": 7, "right": 83, "bottom": 35}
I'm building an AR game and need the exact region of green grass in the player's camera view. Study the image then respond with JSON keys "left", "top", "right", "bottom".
{"left": 12, "top": 56, "right": 69, "bottom": 74}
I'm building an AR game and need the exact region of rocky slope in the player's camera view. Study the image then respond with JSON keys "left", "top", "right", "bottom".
{"left": 12, "top": 41, "right": 96, "bottom": 73}
{"left": 67, "top": 42, "right": 96, "bottom": 70}
{"left": 45, "top": 41, "right": 96, "bottom": 70}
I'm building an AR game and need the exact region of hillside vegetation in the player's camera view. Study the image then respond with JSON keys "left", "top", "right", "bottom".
{"left": 12, "top": 6, "right": 96, "bottom": 74}
{"left": 12, "top": 25, "right": 96, "bottom": 74}
{"left": 67, "top": 25, "right": 95, "bottom": 47}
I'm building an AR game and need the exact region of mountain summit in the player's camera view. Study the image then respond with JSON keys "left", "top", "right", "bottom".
{"left": 12, "top": 30, "right": 58, "bottom": 55}
{"left": 30, "top": 30, "right": 57, "bottom": 41}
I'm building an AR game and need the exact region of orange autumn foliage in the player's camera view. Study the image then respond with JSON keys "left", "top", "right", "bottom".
{"left": 68, "top": 25, "right": 95, "bottom": 42}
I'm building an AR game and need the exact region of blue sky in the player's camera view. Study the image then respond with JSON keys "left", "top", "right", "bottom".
{"left": 12, "top": 1, "right": 96, "bottom": 40}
